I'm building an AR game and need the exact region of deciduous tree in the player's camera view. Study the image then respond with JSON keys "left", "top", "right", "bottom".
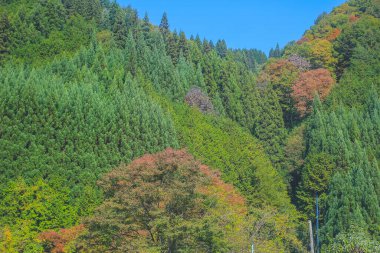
{"left": 291, "top": 68, "right": 335, "bottom": 116}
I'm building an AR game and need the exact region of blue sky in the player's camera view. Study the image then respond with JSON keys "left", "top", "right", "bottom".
{"left": 117, "top": 0, "right": 346, "bottom": 54}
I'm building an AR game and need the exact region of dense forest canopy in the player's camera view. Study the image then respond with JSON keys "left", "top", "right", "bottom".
{"left": 0, "top": 0, "right": 379, "bottom": 252}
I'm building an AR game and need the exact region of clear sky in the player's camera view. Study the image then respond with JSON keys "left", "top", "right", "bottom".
{"left": 117, "top": 0, "right": 346, "bottom": 54}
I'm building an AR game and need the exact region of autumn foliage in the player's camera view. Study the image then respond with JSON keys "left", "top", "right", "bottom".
{"left": 291, "top": 68, "right": 335, "bottom": 116}
{"left": 82, "top": 148, "right": 249, "bottom": 252}
{"left": 349, "top": 15, "right": 360, "bottom": 22}
{"left": 326, "top": 28, "right": 341, "bottom": 41}
{"left": 257, "top": 59, "right": 300, "bottom": 90}
{"left": 39, "top": 225, "right": 85, "bottom": 253}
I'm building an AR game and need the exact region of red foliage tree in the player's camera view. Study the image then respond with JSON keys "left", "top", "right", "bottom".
{"left": 39, "top": 225, "right": 85, "bottom": 253}
{"left": 291, "top": 68, "right": 335, "bottom": 117}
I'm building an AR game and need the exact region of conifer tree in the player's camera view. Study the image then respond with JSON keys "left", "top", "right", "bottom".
{"left": 159, "top": 12, "right": 169, "bottom": 37}
{"left": 255, "top": 88, "right": 286, "bottom": 167}
{"left": 269, "top": 43, "right": 282, "bottom": 58}
{"left": 178, "top": 31, "right": 189, "bottom": 58}
{"left": 113, "top": 12, "right": 127, "bottom": 48}
{"left": 202, "top": 39, "right": 212, "bottom": 54}
{"left": 141, "top": 12, "right": 150, "bottom": 39}
{"left": 0, "top": 13, "right": 11, "bottom": 64}
{"left": 195, "top": 34, "right": 202, "bottom": 49}
{"left": 216, "top": 39, "right": 227, "bottom": 58}
{"left": 125, "top": 6, "right": 138, "bottom": 33}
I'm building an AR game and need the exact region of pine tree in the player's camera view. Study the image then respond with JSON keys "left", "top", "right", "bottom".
{"left": 159, "top": 12, "right": 169, "bottom": 37}
{"left": 0, "top": 13, "right": 11, "bottom": 64}
{"left": 216, "top": 39, "right": 227, "bottom": 58}
{"left": 202, "top": 39, "right": 212, "bottom": 54}
{"left": 178, "top": 31, "right": 189, "bottom": 58}
{"left": 141, "top": 12, "right": 150, "bottom": 38}
{"left": 113, "top": 12, "right": 127, "bottom": 48}
{"left": 195, "top": 34, "right": 202, "bottom": 49}
{"left": 254, "top": 88, "right": 286, "bottom": 167}
{"left": 125, "top": 32, "right": 137, "bottom": 75}
{"left": 274, "top": 43, "right": 281, "bottom": 57}
{"left": 125, "top": 6, "right": 138, "bottom": 33}
{"left": 269, "top": 43, "right": 281, "bottom": 58}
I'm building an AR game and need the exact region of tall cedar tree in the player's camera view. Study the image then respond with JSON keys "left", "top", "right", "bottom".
{"left": 0, "top": 13, "right": 11, "bottom": 64}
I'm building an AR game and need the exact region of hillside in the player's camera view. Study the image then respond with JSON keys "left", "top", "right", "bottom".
{"left": 0, "top": 0, "right": 379, "bottom": 252}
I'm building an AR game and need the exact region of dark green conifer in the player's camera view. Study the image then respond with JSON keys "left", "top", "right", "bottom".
{"left": 0, "top": 13, "right": 11, "bottom": 64}
{"left": 216, "top": 39, "right": 227, "bottom": 58}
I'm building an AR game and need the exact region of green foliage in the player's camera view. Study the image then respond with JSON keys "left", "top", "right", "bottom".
{"left": 0, "top": 44, "right": 178, "bottom": 250}
{"left": 323, "top": 228, "right": 380, "bottom": 253}
{"left": 322, "top": 157, "right": 380, "bottom": 244}
{"left": 3, "top": 0, "right": 380, "bottom": 251}
{"left": 296, "top": 152, "right": 334, "bottom": 220}
{"left": 0, "top": 12, "right": 12, "bottom": 64}
{"left": 283, "top": 125, "right": 306, "bottom": 190}
{"left": 255, "top": 88, "right": 287, "bottom": 168}
{"left": 334, "top": 15, "right": 380, "bottom": 78}
{"left": 300, "top": 94, "right": 380, "bottom": 248}
{"left": 328, "top": 16, "right": 380, "bottom": 108}
{"left": 0, "top": 178, "right": 77, "bottom": 252}
{"left": 292, "top": 8, "right": 380, "bottom": 240}
{"left": 153, "top": 101, "right": 304, "bottom": 252}
{"left": 1, "top": 0, "right": 95, "bottom": 64}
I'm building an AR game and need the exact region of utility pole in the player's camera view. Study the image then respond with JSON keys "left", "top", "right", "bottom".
{"left": 308, "top": 220, "right": 315, "bottom": 253}
{"left": 316, "top": 193, "right": 320, "bottom": 253}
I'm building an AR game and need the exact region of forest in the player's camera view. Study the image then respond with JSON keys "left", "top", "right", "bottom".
{"left": 0, "top": 0, "right": 379, "bottom": 252}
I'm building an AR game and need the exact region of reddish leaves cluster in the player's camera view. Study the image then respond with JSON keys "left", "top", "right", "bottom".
{"left": 349, "top": 15, "right": 360, "bottom": 22}
{"left": 184, "top": 87, "right": 214, "bottom": 114}
{"left": 39, "top": 225, "right": 85, "bottom": 253}
{"left": 291, "top": 68, "right": 335, "bottom": 117}
{"left": 326, "top": 28, "right": 342, "bottom": 41}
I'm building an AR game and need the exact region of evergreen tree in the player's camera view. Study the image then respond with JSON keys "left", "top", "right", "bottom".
{"left": 141, "top": 12, "right": 150, "bottom": 38}
{"left": 195, "top": 34, "right": 202, "bottom": 49}
{"left": 178, "top": 31, "right": 189, "bottom": 58}
{"left": 159, "top": 12, "right": 169, "bottom": 37}
{"left": 202, "top": 38, "right": 212, "bottom": 54}
{"left": 269, "top": 43, "right": 282, "bottom": 58}
{"left": 254, "top": 88, "right": 286, "bottom": 168}
{"left": 0, "top": 13, "right": 11, "bottom": 64}
{"left": 216, "top": 39, "right": 227, "bottom": 58}
{"left": 113, "top": 12, "right": 127, "bottom": 48}
{"left": 125, "top": 6, "right": 138, "bottom": 33}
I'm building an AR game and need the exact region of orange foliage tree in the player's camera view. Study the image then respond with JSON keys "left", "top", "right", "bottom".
{"left": 326, "top": 28, "right": 342, "bottom": 41}
{"left": 39, "top": 225, "right": 85, "bottom": 253}
{"left": 291, "top": 68, "right": 335, "bottom": 117}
